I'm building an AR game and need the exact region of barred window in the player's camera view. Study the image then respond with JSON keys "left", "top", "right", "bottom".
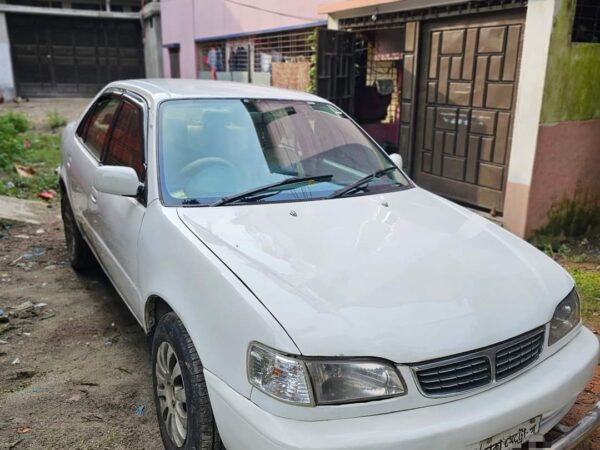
{"left": 572, "top": 0, "right": 600, "bottom": 43}
{"left": 228, "top": 40, "right": 250, "bottom": 72}
{"left": 197, "top": 41, "right": 250, "bottom": 72}
{"left": 198, "top": 41, "right": 227, "bottom": 72}
{"left": 253, "top": 29, "right": 316, "bottom": 73}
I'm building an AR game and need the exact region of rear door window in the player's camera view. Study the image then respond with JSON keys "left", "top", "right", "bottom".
{"left": 84, "top": 97, "right": 120, "bottom": 159}
{"left": 104, "top": 101, "right": 144, "bottom": 180}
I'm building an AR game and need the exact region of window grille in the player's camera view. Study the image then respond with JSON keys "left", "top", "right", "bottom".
{"left": 253, "top": 28, "right": 317, "bottom": 72}
{"left": 365, "top": 41, "right": 401, "bottom": 124}
{"left": 572, "top": 0, "right": 600, "bottom": 43}
{"left": 198, "top": 40, "right": 249, "bottom": 72}
{"left": 198, "top": 41, "right": 227, "bottom": 72}
{"left": 228, "top": 39, "right": 251, "bottom": 72}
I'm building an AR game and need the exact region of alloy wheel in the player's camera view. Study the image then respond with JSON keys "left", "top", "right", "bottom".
{"left": 156, "top": 341, "right": 188, "bottom": 447}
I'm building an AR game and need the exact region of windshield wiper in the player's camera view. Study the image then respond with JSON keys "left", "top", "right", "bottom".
{"left": 327, "top": 166, "right": 398, "bottom": 199}
{"left": 210, "top": 174, "right": 334, "bottom": 207}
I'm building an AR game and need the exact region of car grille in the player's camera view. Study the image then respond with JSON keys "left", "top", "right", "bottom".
{"left": 495, "top": 328, "right": 545, "bottom": 380}
{"left": 416, "top": 356, "right": 492, "bottom": 396}
{"left": 413, "top": 327, "right": 545, "bottom": 397}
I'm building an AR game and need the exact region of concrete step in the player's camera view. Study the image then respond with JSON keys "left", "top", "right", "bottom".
{"left": 468, "top": 207, "right": 504, "bottom": 227}
{"left": 0, "top": 195, "right": 52, "bottom": 225}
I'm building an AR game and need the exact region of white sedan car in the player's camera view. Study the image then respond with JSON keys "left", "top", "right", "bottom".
{"left": 60, "top": 79, "right": 599, "bottom": 450}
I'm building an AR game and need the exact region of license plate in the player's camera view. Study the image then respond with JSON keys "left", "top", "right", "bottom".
{"left": 478, "top": 416, "right": 541, "bottom": 450}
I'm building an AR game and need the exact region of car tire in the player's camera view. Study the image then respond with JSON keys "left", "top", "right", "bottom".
{"left": 60, "top": 190, "right": 95, "bottom": 272}
{"left": 152, "top": 312, "right": 226, "bottom": 450}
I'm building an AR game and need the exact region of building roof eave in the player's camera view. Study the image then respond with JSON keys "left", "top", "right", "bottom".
{"left": 0, "top": 3, "right": 139, "bottom": 20}
{"left": 319, "top": 0, "right": 474, "bottom": 18}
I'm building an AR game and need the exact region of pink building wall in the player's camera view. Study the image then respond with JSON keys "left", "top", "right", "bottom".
{"left": 526, "top": 119, "right": 600, "bottom": 233}
{"left": 161, "top": 0, "right": 328, "bottom": 79}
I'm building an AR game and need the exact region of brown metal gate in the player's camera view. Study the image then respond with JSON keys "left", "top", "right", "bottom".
{"left": 412, "top": 11, "right": 524, "bottom": 213}
{"left": 7, "top": 14, "right": 144, "bottom": 98}
{"left": 316, "top": 29, "right": 356, "bottom": 116}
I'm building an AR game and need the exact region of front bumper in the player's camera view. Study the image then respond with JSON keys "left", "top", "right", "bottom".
{"left": 206, "top": 327, "right": 599, "bottom": 450}
{"left": 549, "top": 400, "right": 600, "bottom": 449}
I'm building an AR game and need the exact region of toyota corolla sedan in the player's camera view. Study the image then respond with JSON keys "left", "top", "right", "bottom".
{"left": 59, "top": 79, "right": 599, "bottom": 450}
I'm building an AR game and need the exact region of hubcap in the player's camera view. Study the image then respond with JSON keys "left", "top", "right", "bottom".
{"left": 156, "top": 342, "right": 188, "bottom": 447}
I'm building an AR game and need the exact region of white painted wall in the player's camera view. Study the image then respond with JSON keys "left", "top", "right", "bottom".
{"left": 0, "top": 11, "right": 15, "bottom": 100}
{"left": 506, "top": 0, "right": 558, "bottom": 187}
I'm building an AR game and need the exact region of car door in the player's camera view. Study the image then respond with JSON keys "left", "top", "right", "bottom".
{"left": 67, "top": 93, "right": 121, "bottom": 243}
{"left": 91, "top": 93, "right": 147, "bottom": 321}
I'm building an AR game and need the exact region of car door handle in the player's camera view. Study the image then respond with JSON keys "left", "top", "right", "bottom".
{"left": 66, "top": 155, "right": 72, "bottom": 169}
{"left": 90, "top": 187, "right": 98, "bottom": 204}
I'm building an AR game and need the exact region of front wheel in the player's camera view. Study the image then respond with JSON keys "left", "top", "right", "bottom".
{"left": 152, "top": 312, "right": 226, "bottom": 450}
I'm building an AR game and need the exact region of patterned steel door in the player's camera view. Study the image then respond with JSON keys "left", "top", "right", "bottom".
{"left": 316, "top": 29, "right": 355, "bottom": 116}
{"left": 413, "top": 11, "right": 525, "bottom": 213}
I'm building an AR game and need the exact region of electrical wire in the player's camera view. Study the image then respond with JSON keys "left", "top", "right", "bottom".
{"left": 223, "top": 0, "right": 321, "bottom": 22}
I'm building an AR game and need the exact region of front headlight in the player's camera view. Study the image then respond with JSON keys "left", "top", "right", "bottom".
{"left": 247, "top": 343, "right": 406, "bottom": 406}
{"left": 305, "top": 359, "right": 405, "bottom": 404}
{"left": 247, "top": 343, "right": 313, "bottom": 405}
{"left": 549, "top": 289, "right": 581, "bottom": 346}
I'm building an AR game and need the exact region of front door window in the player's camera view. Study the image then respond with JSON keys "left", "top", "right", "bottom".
{"left": 104, "top": 101, "right": 144, "bottom": 180}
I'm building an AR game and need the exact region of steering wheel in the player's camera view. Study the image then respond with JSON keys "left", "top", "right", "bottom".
{"left": 179, "top": 157, "right": 235, "bottom": 179}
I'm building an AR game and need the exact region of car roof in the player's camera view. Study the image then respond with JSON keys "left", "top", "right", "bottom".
{"left": 110, "top": 78, "right": 326, "bottom": 103}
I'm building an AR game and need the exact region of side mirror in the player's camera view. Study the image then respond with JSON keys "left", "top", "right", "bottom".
{"left": 389, "top": 153, "right": 403, "bottom": 169}
{"left": 94, "top": 166, "right": 141, "bottom": 197}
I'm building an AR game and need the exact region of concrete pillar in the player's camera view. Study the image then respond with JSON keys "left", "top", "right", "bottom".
{"left": 142, "top": 1, "right": 163, "bottom": 78}
{"left": 0, "top": 10, "right": 15, "bottom": 101}
{"left": 327, "top": 15, "right": 339, "bottom": 30}
{"left": 503, "top": 0, "right": 557, "bottom": 237}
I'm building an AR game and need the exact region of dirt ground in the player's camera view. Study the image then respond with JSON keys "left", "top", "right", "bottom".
{"left": 0, "top": 98, "right": 91, "bottom": 130}
{"left": 0, "top": 210, "right": 162, "bottom": 449}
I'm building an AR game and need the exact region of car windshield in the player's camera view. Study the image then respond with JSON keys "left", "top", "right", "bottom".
{"left": 158, "top": 99, "right": 411, "bottom": 206}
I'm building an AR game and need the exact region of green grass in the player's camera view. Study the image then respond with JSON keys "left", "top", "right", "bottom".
{"left": 568, "top": 267, "right": 600, "bottom": 318}
{"left": 0, "top": 112, "right": 61, "bottom": 199}
{"left": 47, "top": 111, "right": 67, "bottom": 130}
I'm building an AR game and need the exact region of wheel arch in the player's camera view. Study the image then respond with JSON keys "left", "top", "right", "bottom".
{"left": 145, "top": 295, "right": 174, "bottom": 335}
{"left": 58, "top": 171, "right": 71, "bottom": 203}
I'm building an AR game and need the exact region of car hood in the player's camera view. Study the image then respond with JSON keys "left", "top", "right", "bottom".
{"left": 177, "top": 187, "right": 573, "bottom": 363}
